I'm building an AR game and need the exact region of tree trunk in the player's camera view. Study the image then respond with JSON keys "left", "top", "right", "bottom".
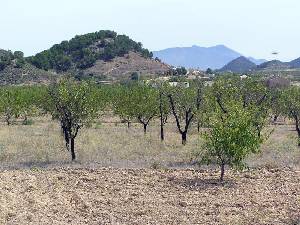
{"left": 5, "top": 115, "right": 11, "bottom": 126}
{"left": 143, "top": 123, "right": 147, "bottom": 134}
{"left": 295, "top": 116, "right": 300, "bottom": 146}
{"left": 160, "top": 122, "right": 164, "bottom": 141}
{"left": 127, "top": 121, "right": 131, "bottom": 128}
{"left": 23, "top": 115, "right": 28, "bottom": 125}
{"left": 159, "top": 92, "right": 164, "bottom": 141}
{"left": 181, "top": 132, "right": 187, "bottom": 145}
{"left": 70, "top": 138, "right": 76, "bottom": 161}
{"left": 197, "top": 121, "right": 200, "bottom": 133}
{"left": 220, "top": 163, "right": 225, "bottom": 182}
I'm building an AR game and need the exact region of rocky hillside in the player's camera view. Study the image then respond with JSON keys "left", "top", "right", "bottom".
{"left": 0, "top": 64, "right": 56, "bottom": 85}
{"left": 0, "top": 49, "right": 55, "bottom": 85}
{"left": 219, "top": 56, "right": 257, "bottom": 73}
{"left": 83, "top": 52, "right": 170, "bottom": 80}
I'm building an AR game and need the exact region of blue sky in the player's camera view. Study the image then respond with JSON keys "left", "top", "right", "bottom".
{"left": 1, "top": 0, "right": 299, "bottom": 61}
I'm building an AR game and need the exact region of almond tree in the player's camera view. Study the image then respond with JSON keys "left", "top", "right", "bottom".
{"left": 131, "top": 85, "right": 158, "bottom": 134}
{"left": 202, "top": 104, "right": 262, "bottom": 181}
{"left": 0, "top": 87, "right": 20, "bottom": 125}
{"left": 201, "top": 76, "right": 266, "bottom": 181}
{"left": 46, "top": 79, "right": 98, "bottom": 160}
{"left": 112, "top": 86, "right": 136, "bottom": 128}
{"left": 210, "top": 75, "right": 270, "bottom": 137}
{"left": 167, "top": 85, "right": 199, "bottom": 145}
{"left": 158, "top": 87, "right": 170, "bottom": 141}
{"left": 281, "top": 86, "right": 300, "bottom": 146}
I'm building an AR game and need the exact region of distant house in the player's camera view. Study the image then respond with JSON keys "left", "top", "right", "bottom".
{"left": 157, "top": 76, "right": 170, "bottom": 82}
{"left": 240, "top": 75, "right": 248, "bottom": 79}
{"left": 169, "top": 82, "right": 190, "bottom": 88}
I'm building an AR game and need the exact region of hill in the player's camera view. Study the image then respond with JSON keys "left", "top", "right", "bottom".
{"left": 83, "top": 52, "right": 170, "bottom": 80}
{"left": 153, "top": 45, "right": 266, "bottom": 70}
{"left": 257, "top": 60, "right": 291, "bottom": 70}
{"left": 220, "top": 56, "right": 257, "bottom": 73}
{"left": 0, "top": 63, "right": 56, "bottom": 85}
{"left": 27, "top": 30, "right": 170, "bottom": 79}
{"left": 0, "top": 49, "right": 55, "bottom": 85}
{"left": 247, "top": 57, "right": 267, "bottom": 65}
{"left": 290, "top": 57, "right": 300, "bottom": 68}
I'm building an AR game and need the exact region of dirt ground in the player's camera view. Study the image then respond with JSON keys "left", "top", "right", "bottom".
{"left": 0, "top": 167, "right": 299, "bottom": 225}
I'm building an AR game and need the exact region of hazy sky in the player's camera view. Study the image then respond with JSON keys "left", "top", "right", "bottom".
{"left": 1, "top": 0, "right": 299, "bottom": 61}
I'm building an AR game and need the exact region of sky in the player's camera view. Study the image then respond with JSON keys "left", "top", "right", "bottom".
{"left": 0, "top": 0, "right": 299, "bottom": 61}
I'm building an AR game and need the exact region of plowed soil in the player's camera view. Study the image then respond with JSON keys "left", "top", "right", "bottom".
{"left": 0, "top": 167, "right": 299, "bottom": 225}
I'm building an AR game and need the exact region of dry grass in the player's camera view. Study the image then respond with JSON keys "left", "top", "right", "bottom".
{"left": 0, "top": 117, "right": 299, "bottom": 169}
{"left": 248, "top": 124, "right": 300, "bottom": 169}
{"left": 0, "top": 117, "right": 201, "bottom": 168}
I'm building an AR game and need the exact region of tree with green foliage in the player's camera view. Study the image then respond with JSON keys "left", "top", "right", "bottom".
{"left": 0, "top": 86, "right": 45, "bottom": 125}
{"left": 0, "top": 50, "right": 14, "bottom": 70}
{"left": 130, "top": 85, "right": 158, "bottom": 133}
{"left": 112, "top": 86, "right": 136, "bottom": 128}
{"left": 46, "top": 79, "right": 98, "bottom": 160}
{"left": 202, "top": 104, "right": 263, "bottom": 181}
{"left": 189, "top": 80, "right": 204, "bottom": 132}
{"left": 200, "top": 76, "right": 267, "bottom": 181}
{"left": 157, "top": 83, "right": 171, "bottom": 141}
{"left": 13, "top": 51, "right": 24, "bottom": 59}
{"left": 130, "top": 72, "right": 139, "bottom": 81}
{"left": 167, "top": 85, "right": 198, "bottom": 145}
{"left": 0, "top": 88, "right": 19, "bottom": 125}
{"left": 206, "top": 68, "right": 213, "bottom": 74}
{"left": 238, "top": 77, "right": 270, "bottom": 137}
{"left": 281, "top": 86, "right": 300, "bottom": 146}
{"left": 210, "top": 75, "right": 270, "bottom": 137}
{"left": 17, "top": 86, "right": 46, "bottom": 124}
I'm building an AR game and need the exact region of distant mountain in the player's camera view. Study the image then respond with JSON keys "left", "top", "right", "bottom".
{"left": 153, "top": 45, "right": 266, "bottom": 70}
{"left": 220, "top": 56, "right": 257, "bottom": 73}
{"left": 257, "top": 60, "right": 291, "bottom": 70}
{"left": 289, "top": 57, "right": 300, "bottom": 68}
{"left": 247, "top": 57, "right": 267, "bottom": 65}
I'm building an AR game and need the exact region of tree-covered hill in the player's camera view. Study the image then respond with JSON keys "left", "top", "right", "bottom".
{"left": 0, "top": 49, "right": 56, "bottom": 85}
{"left": 27, "top": 30, "right": 153, "bottom": 72}
{"left": 0, "top": 49, "right": 26, "bottom": 71}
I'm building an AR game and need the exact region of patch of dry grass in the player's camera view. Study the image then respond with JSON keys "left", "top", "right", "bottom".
{"left": 0, "top": 117, "right": 201, "bottom": 168}
{"left": 0, "top": 117, "right": 299, "bottom": 169}
{"left": 248, "top": 125, "right": 300, "bottom": 169}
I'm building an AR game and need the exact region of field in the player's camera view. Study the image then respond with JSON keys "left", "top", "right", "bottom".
{"left": 0, "top": 167, "right": 299, "bottom": 225}
{"left": 0, "top": 117, "right": 300, "bottom": 224}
